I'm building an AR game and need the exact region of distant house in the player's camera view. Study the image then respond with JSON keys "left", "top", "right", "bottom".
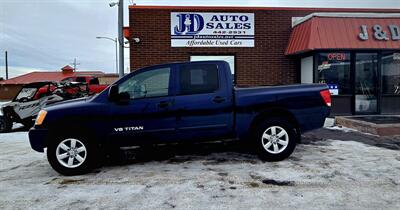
{"left": 0, "top": 65, "right": 105, "bottom": 100}
{"left": 98, "top": 73, "right": 119, "bottom": 85}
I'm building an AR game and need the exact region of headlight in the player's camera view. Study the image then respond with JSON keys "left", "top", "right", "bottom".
{"left": 35, "top": 110, "right": 47, "bottom": 125}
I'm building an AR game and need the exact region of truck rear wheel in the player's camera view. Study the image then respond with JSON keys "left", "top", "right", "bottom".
{"left": 254, "top": 117, "right": 297, "bottom": 161}
{"left": 0, "top": 116, "right": 12, "bottom": 133}
{"left": 47, "top": 133, "right": 98, "bottom": 176}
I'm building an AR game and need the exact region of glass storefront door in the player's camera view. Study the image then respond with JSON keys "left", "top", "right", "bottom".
{"left": 355, "top": 53, "right": 379, "bottom": 114}
{"left": 316, "top": 52, "right": 352, "bottom": 115}
{"left": 381, "top": 52, "right": 400, "bottom": 114}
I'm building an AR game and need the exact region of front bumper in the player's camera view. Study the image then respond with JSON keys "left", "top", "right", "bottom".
{"left": 28, "top": 127, "right": 48, "bottom": 152}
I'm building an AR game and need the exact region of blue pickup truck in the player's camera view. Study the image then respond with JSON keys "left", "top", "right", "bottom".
{"left": 29, "top": 61, "right": 330, "bottom": 175}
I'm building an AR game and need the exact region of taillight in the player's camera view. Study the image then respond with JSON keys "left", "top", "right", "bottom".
{"left": 320, "top": 89, "right": 331, "bottom": 107}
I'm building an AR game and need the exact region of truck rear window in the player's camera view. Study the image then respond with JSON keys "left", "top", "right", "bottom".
{"left": 179, "top": 64, "right": 219, "bottom": 95}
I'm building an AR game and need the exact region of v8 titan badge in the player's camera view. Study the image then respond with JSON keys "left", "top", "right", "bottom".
{"left": 114, "top": 126, "right": 144, "bottom": 132}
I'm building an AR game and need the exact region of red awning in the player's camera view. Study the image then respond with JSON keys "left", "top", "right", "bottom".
{"left": 285, "top": 14, "right": 400, "bottom": 55}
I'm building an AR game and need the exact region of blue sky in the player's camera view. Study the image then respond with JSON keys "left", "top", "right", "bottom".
{"left": 0, "top": 0, "right": 399, "bottom": 79}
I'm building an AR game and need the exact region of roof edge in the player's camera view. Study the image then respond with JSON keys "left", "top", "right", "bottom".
{"left": 128, "top": 5, "right": 400, "bottom": 12}
{"left": 293, "top": 12, "right": 400, "bottom": 27}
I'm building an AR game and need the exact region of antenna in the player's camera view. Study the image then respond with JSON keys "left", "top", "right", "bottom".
{"left": 70, "top": 58, "right": 81, "bottom": 71}
{"left": 5, "top": 51, "right": 9, "bottom": 80}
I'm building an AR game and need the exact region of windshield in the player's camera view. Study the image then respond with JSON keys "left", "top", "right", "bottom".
{"left": 61, "top": 77, "right": 74, "bottom": 83}
{"left": 15, "top": 88, "right": 38, "bottom": 101}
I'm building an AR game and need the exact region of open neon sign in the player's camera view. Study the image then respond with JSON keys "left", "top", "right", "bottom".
{"left": 327, "top": 53, "right": 346, "bottom": 61}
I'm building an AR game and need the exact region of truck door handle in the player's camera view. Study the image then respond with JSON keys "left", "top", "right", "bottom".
{"left": 213, "top": 96, "right": 225, "bottom": 103}
{"left": 158, "top": 101, "right": 170, "bottom": 108}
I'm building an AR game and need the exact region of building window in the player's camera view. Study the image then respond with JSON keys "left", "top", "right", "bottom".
{"left": 317, "top": 52, "right": 351, "bottom": 95}
{"left": 382, "top": 52, "right": 400, "bottom": 96}
{"left": 179, "top": 64, "right": 219, "bottom": 95}
{"left": 190, "top": 55, "right": 235, "bottom": 75}
{"left": 381, "top": 52, "right": 400, "bottom": 114}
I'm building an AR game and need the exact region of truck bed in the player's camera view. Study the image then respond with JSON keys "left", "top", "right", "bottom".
{"left": 234, "top": 83, "right": 330, "bottom": 138}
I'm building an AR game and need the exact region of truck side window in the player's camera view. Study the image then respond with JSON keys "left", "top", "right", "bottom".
{"left": 76, "top": 77, "right": 86, "bottom": 83}
{"left": 89, "top": 78, "right": 99, "bottom": 85}
{"left": 118, "top": 67, "right": 170, "bottom": 99}
{"left": 179, "top": 64, "right": 219, "bottom": 95}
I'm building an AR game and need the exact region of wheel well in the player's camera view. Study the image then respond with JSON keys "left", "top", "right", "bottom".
{"left": 46, "top": 123, "right": 97, "bottom": 148}
{"left": 250, "top": 108, "right": 301, "bottom": 142}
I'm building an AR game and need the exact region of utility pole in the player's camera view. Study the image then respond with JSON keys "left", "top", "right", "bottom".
{"left": 70, "top": 58, "right": 80, "bottom": 71}
{"left": 118, "top": 0, "right": 124, "bottom": 78}
{"left": 5, "top": 51, "right": 8, "bottom": 80}
{"left": 115, "top": 38, "right": 118, "bottom": 75}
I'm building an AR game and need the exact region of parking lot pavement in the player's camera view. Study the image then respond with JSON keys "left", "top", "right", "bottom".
{"left": 0, "top": 128, "right": 399, "bottom": 210}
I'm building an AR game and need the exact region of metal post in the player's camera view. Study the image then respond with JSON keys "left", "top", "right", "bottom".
{"left": 118, "top": 0, "right": 124, "bottom": 78}
{"left": 115, "top": 38, "right": 119, "bottom": 75}
{"left": 70, "top": 58, "right": 80, "bottom": 71}
{"left": 5, "top": 51, "right": 8, "bottom": 80}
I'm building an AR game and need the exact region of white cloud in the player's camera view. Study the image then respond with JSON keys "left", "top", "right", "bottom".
{"left": 0, "top": 65, "right": 48, "bottom": 79}
{"left": 134, "top": 0, "right": 400, "bottom": 8}
{"left": 0, "top": 0, "right": 123, "bottom": 75}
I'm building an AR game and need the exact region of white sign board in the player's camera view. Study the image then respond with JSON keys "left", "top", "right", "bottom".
{"left": 171, "top": 12, "right": 254, "bottom": 47}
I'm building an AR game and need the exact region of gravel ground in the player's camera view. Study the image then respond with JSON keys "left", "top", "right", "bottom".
{"left": 0, "top": 128, "right": 399, "bottom": 209}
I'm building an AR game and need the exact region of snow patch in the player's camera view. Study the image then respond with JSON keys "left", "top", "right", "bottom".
{"left": 326, "top": 125, "right": 358, "bottom": 133}
{"left": 326, "top": 125, "right": 379, "bottom": 136}
{"left": 0, "top": 130, "right": 399, "bottom": 209}
{"left": 323, "top": 118, "right": 335, "bottom": 128}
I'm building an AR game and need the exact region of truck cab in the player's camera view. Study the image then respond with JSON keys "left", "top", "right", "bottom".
{"left": 106, "top": 61, "right": 235, "bottom": 145}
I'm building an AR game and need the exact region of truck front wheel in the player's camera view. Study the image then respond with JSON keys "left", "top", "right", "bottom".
{"left": 47, "top": 133, "right": 98, "bottom": 176}
{"left": 255, "top": 118, "right": 297, "bottom": 161}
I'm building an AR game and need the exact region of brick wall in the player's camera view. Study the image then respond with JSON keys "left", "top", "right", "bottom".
{"left": 128, "top": 6, "right": 397, "bottom": 86}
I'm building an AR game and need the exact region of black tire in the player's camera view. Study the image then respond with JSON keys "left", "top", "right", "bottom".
{"left": 0, "top": 116, "right": 12, "bottom": 133}
{"left": 47, "top": 131, "right": 99, "bottom": 176}
{"left": 254, "top": 117, "right": 297, "bottom": 161}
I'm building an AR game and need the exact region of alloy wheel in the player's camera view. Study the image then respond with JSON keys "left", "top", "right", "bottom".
{"left": 56, "top": 138, "right": 87, "bottom": 168}
{"left": 261, "top": 126, "right": 289, "bottom": 154}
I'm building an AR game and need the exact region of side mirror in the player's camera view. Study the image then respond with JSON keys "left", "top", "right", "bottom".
{"left": 108, "top": 85, "right": 130, "bottom": 104}
{"left": 108, "top": 85, "right": 119, "bottom": 102}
